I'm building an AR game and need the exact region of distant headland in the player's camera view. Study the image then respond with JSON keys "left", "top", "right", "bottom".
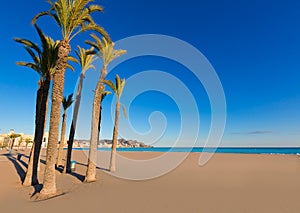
{"left": 75, "top": 138, "right": 153, "bottom": 148}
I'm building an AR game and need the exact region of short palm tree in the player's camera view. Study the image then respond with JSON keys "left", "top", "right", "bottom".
{"left": 9, "top": 133, "right": 21, "bottom": 154}
{"left": 57, "top": 94, "right": 74, "bottom": 167}
{"left": 18, "top": 137, "right": 23, "bottom": 150}
{"left": 64, "top": 46, "right": 96, "bottom": 173}
{"left": 32, "top": 0, "right": 109, "bottom": 196}
{"left": 84, "top": 34, "right": 126, "bottom": 182}
{"left": 25, "top": 138, "right": 32, "bottom": 150}
{"left": 14, "top": 25, "right": 59, "bottom": 186}
{"left": 104, "top": 75, "right": 126, "bottom": 172}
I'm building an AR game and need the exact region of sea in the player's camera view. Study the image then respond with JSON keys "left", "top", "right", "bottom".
{"left": 72, "top": 147, "right": 300, "bottom": 155}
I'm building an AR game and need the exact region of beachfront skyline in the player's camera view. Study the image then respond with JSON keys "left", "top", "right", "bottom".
{"left": 0, "top": 0, "right": 299, "bottom": 146}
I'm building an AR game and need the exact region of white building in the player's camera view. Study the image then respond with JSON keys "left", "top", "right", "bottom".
{"left": 42, "top": 132, "right": 49, "bottom": 148}
{"left": 0, "top": 129, "right": 49, "bottom": 148}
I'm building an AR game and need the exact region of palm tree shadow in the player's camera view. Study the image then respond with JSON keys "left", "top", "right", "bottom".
{"left": 54, "top": 161, "right": 85, "bottom": 182}
{"left": 17, "top": 154, "right": 29, "bottom": 169}
{"left": 75, "top": 161, "right": 109, "bottom": 172}
{"left": 31, "top": 184, "right": 43, "bottom": 198}
{"left": 69, "top": 172, "right": 85, "bottom": 182}
{"left": 97, "top": 166, "right": 110, "bottom": 172}
{"left": 55, "top": 165, "right": 64, "bottom": 173}
{"left": 63, "top": 161, "right": 109, "bottom": 182}
{"left": 17, "top": 153, "right": 47, "bottom": 169}
{"left": 4, "top": 154, "right": 26, "bottom": 182}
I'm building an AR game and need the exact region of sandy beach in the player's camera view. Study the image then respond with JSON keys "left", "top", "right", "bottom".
{"left": 1, "top": 149, "right": 300, "bottom": 213}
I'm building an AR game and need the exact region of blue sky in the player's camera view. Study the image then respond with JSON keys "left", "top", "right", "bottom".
{"left": 0, "top": 0, "right": 299, "bottom": 147}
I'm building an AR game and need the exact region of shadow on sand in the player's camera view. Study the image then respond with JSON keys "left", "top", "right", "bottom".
{"left": 4, "top": 153, "right": 26, "bottom": 182}
{"left": 75, "top": 161, "right": 110, "bottom": 172}
{"left": 56, "top": 160, "right": 109, "bottom": 182}
{"left": 3, "top": 151, "right": 110, "bottom": 187}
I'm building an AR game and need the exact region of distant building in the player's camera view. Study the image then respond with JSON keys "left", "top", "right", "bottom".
{"left": 42, "top": 132, "right": 49, "bottom": 148}
{"left": 0, "top": 129, "right": 49, "bottom": 149}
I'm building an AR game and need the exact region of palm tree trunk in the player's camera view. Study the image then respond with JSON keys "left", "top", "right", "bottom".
{"left": 97, "top": 92, "right": 105, "bottom": 146}
{"left": 57, "top": 112, "right": 66, "bottom": 167}
{"left": 97, "top": 105, "right": 102, "bottom": 144}
{"left": 40, "top": 40, "right": 70, "bottom": 196}
{"left": 39, "top": 92, "right": 49, "bottom": 172}
{"left": 18, "top": 139, "right": 21, "bottom": 150}
{"left": 64, "top": 73, "right": 84, "bottom": 173}
{"left": 23, "top": 77, "right": 50, "bottom": 186}
{"left": 23, "top": 144, "right": 35, "bottom": 186}
{"left": 85, "top": 67, "right": 106, "bottom": 182}
{"left": 33, "top": 77, "right": 50, "bottom": 183}
{"left": 109, "top": 101, "right": 120, "bottom": 172}
{"left": 10, "top": 138, "right": 15, "bottom": 153}
{"left": 23, "top": 82, "right": 43, "bottom": 186}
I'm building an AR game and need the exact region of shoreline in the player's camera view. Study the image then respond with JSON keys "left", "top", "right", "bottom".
{"left": 63, "top": 147, "right": 300, "bottom": 155}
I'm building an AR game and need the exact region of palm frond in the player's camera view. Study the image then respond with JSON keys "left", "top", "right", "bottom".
{"left": 68, "top": 55, "right": 78, "bottom": 63}
{"left": 115, "top": 74, "right": 121, "bottom": 92}
{"left": 66, "top": 64, "right": 75, "bottom": 72}
{"left": 114, "top": 74, "right": 125, "bottom": 98}
{"left": 16, "top": 62, "right": 40, "bottom": 73}
{"left": 121, "top": 104, "right": 127, "bottom": 119}
{"left": 32, "top": 11, "right": 51, "bottom": 25}
{"left": 15, "top": 25, "right": 59, "bottom": 79}
{"left": 62, "top": 93, "right": 74, "bottom": 110}
{"left": 14, "top": 38, "right": 41, "bottom": 55}
{"left": 104, "top": 79, "right": 117, "bottom": 94}
{"left": 34, "top": 25, "right": 48, "bottom": 50}
{"left": 24, "top": 47, "right": 41, "bottom": 66}
{"left": 33, "top": 0, "right": 109, "bottom": 42}
{"left": 75, "top": 45, "right": 97, "bottom": 74}
{"left": 87, "top": 4, "right": 104, "bottom": 13}
{"left": 101, "top": 90, "right": 111, "bottom": 101}
{"left": 85, "top": 40, "right": 99, "bottom": 52}
{"left": 111, "top": 49, "right": 127, "bottom": 62}
{"left": 119, "top": 77, "right": 126, "bottom": 98}
{"left": 105, "top": 75, "right": 126, "bottom": 100}
{"left": 85, "top": 34, "right": 125, "bottom": 67}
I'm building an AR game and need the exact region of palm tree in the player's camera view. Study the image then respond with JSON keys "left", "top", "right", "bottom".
{"left": 9, "top": 133, "right": 21, "bottom": 154}
{"left": 25, "top": 138, "right": 32, "bottom": 150}
{"left": 57, "top": 94, "right": 74, "bottom": 167}
{"left": 64, "top": 46, "right": 96, "bottom": 173}
{"left": 32, "top": 0, "right": 109, "bottom": 196}
{"left": 84, "top": 34, "right": 126, "bottom": 182}
{"left": 18, "top": 136, "right": 23, "bottom": 150}
{"left": 14, "top": 25, "right": 59, "bottom": 186}
{"left": 104, "top": 75, "right": 126, "bottom": 172}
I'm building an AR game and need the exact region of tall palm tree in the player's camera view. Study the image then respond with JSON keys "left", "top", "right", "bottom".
{"left": 32, "top": 0, "right": 109, "bottom": 196}
{"left": 104, "top": 75, "right": 126, "bottom": 172}
{"left": 84, "top": 34, "right": 126, "bottom": 182}
{"left": 64, "top": 46, "right": 96, "bottom": 173}
{"left": 14, "top": 25, "right": 59, "bottom": 186}
{"left": 57, "top": 94, "right": 74, "bottom": 167}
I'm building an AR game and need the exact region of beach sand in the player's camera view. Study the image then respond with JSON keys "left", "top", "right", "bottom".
{"left": 1, "top": 149, "right": 300, "bottom": 212}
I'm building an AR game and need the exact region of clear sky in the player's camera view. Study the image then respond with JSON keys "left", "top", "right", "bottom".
{"left": 0, "top": 0, "right": 299, "bottom": 147}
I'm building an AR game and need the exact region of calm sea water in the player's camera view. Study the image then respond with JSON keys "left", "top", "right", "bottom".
{"left": 72, "top": 147, "right": 300, "bottom": 155}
